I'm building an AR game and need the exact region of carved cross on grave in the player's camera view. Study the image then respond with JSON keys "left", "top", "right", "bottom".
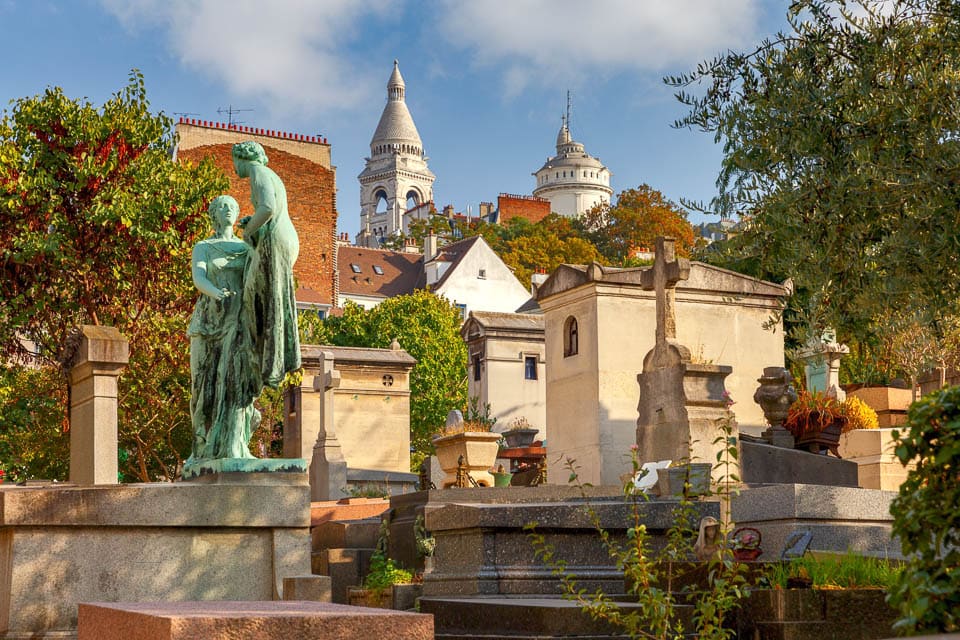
{"left": 640, "top": 237, "right": 691, "bottom": 368}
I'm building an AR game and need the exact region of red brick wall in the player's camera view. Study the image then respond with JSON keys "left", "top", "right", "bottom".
{"left": 498, "top": 194, "right": 550, "bottom": 224}
{"left": 177, "top": 143, "right": 337, "bottom": 306}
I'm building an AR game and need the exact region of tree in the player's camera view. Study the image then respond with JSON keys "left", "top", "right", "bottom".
{"left": 668, "top": 0, "right": 960, "bottom": 344}
{"left": 581, "top": 185, "right": 696, "bottom": 264}
{"left": 321, "top": 291, "right": 467, "bottom": 467}
{"left": 0, "top": 71, "right": 227, "bottom": 481}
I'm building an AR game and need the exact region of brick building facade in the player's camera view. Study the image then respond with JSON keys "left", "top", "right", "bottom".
{"left": 496, "top": 193, "right": 551, "bottom": 224}
{"left": 175, "top": 119, "right": 338, "bottom": 311}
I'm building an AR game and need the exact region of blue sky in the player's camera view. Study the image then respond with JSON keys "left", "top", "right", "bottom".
{"left": 1, "top": 1, "right": 786, "bottom": 238}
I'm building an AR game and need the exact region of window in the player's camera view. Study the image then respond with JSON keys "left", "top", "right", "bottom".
{"left": 350, "top": 263, "right": 361, "bottom": 273}
{"left": 563, "top": 316, "right": 579, "bottom": 357}
{"left": 373, "top": 265, "right": 384, "bottom": 275}
{"left": 478, "top": 268, "right": 486, "bottom": 279}
{"left": 473, "top": 354, "right": 481, "bottom": 381}
{"left": 524, "top": 356, "right": 538, "bottom": 380}
{"left": 456, "top": 303, "right": 467, "bottom": 320}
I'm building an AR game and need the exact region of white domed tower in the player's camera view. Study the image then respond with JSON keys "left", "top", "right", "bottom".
{"left": 358, "top": 60, "right": 435, "bottom": 243}
{"left": 532, "top": 97, "right": 612, "bottom": 218}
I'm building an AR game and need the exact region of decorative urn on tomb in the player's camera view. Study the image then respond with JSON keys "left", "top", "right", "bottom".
{"left": 432, "top": 410, "right": 501, "bottom": 488}
{"left": 754, "top": 366, "right": 798, "bottom": 448}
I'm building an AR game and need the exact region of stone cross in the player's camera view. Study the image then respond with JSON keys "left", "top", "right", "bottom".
{"left": 310, "top": 351, "right": 346, "bottom": 501}
{"left": 640, "top": 237, "right": 690, "bottom": 354}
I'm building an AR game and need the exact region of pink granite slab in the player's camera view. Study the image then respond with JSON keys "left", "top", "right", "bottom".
{"left": 78, "top": 601, "right": 432, "bottom": 640}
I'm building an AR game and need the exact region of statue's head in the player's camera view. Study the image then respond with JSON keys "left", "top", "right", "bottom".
{"left": 231, "top": 141, "right": 268, "bottom": 166}
{"left": 208, "top": 194, "right": 240, "bottom": 230}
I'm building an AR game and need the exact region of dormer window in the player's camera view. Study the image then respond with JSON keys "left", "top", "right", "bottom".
{"left": 350, "top": 264, "right": 362, "bottom": 273}
{"left": 373, "top": 265, "right": 384, "bottom": 275}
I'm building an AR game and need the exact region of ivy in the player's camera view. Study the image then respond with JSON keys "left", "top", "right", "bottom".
{"left": 889, "top": 386, "right": 960, "bottom": 634}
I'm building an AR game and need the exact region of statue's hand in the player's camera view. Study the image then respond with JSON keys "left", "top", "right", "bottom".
{"left": 239, "top": 216, "right": 251, "bottom": 228}
{"left": 216, "top": 288, "right": 234, "bottom": 301}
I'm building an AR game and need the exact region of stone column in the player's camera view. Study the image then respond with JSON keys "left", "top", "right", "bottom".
{"left": 310, "top": 351, "right": 347, "bottom": 501}
{"left": 68, "top": 325, "right": 129, "bottom": 485}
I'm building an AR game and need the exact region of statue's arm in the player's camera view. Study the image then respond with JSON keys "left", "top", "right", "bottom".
{"left": 242, "top": 166, "right": 277, "bottom": 239}
{"left": 192, "top": 244, "right": 230, "bottom": 300}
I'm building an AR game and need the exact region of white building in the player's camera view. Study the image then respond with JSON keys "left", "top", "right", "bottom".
{"left": 532, "top": 116, "right": 613, "bottom": 218}
{"left": 358, "top": 60, "right": 436, "bottom": 244}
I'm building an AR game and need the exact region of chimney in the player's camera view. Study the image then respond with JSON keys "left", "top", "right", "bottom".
{"left": 530, "top": 268, "right": 549, "bottom": 296}
{"left": 403, "top": 237, "right": 421, "bottom": 254}
{"left": 442, "top": 204, "right": 454, "bottom": 218}
{"left": 424, "top": 232, "right": 439, "bottom": 261}
{"left": 478, "top": 202, "right": 494, "bottom": 218}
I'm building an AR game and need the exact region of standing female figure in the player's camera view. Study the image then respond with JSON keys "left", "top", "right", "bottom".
{"left": 187, "top": 195, "right": 260, "bottom": 460}
{"left": 232, "top": 141, "right": 301, "bottom": 389}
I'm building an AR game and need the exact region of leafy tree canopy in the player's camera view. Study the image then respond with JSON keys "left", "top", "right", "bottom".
{"left": 669, "top": 0, "right": 960, "bottom": 345}
{"left": 0, "top": 71, "right": 227, "bottom": 481}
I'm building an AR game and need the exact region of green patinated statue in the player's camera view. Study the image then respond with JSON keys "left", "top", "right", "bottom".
{"left": 232, "top": 140, "right": 301, "bottom": 388}
{"left": 187, "top": 195, "right": 260, "bottom": 460}
{"left": 184, "top": 141, "right": 303, "bottom": 471}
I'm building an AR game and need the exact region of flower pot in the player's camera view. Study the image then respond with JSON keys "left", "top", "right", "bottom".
{"left": 657, "top": 463, "right": 712, "bottom": 498}
{"left": 347, "top": 587, "right": 392, "bottom": 608}
{"left": 794, "top": 417, "right": 844, "bottom": 457}
{"left": 502, "top": 428, "right": 538, "bottom": 449}
{"left": 492, "top": 471, "right": 513, "bottom": 487}
{"left": 432, "top": 431, "right": 502, "bottom": 488}
{"left": 733, "top": 548, "right": 763, "bottom": 562}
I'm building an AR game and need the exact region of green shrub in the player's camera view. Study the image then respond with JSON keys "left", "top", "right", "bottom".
{"left": 764, "top": 554, "right": 901, "bottom": 590}
{"left": 889, "top": 386, "right": 960, "bottom": 634}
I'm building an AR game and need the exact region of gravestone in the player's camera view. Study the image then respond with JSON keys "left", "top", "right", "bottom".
{"left": 796, "top": 328, "right": 848, "bottom": 399}
{"left": 310, "top": 350, "right": 347, "bottom": 501}
{"left": 635, "top": 238, "right": 737, "bottom": 477}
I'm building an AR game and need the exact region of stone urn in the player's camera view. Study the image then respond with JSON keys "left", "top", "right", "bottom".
{"left": 754, "top": 366, "right": 798, "bottom": 448}
{"left": 432, "top": 431, "right": 502, "bottom": 488}
{"left": 502, "top": 427, "right": 538, "bottom": 449}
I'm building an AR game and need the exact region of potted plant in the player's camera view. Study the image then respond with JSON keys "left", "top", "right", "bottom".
{"left": 347, "top": 551, "right": 414, "bottom": 608}
{"left": 732, "top": 527, "right": 762, "bottom": 562}
{"left": 783, "top": 390, "right": 851, "bottom": 456}
{"left": 502, "top": 416, "right": 539, "bottom": 449}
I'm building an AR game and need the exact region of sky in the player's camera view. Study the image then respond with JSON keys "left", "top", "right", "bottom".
{"left": 0, "top": 0, "right": 787, "bottom": 239}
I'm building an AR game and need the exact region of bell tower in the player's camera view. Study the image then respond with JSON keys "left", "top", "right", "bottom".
{"left": 358, "top": 60, "right": 435, "bottom": 244}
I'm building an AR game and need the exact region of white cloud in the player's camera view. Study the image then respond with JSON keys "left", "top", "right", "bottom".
{"left": 437, "top": 0, "right": 762, "bottom": 93}
{"left": 100, "top": 0, "right": 396, "bottom": 116}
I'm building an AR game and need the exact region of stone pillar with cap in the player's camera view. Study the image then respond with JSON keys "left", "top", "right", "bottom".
{"left": 68, "top": 325, "right": 129, "bottom": 485}
{"left": 310, "top": 350, "right": 347, "bottom": 501}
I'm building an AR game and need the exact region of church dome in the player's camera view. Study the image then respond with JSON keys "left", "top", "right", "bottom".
{"left": 370, "top": 60, "right": 423, "bottom": 155}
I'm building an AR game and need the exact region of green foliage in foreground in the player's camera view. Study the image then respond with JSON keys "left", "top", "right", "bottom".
{"left": 889, "top": 386, "right": 960, "bottom": 634}
{"left": 763, "top": 554, "right": 901, "bottom": 591}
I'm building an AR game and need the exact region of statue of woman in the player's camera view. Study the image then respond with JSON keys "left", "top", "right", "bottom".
{"left": 232, "top": 141, "right": 301, "bottom": 389}
{"left": 186, "top": 195, "right": 261, "bottom": 461}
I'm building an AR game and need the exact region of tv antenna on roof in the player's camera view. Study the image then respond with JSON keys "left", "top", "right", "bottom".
{"left": 173, "top": 111, "right": 200, "bottom": 118}
{"left": 217, "top": 105, "right": 254, "bottom": 126}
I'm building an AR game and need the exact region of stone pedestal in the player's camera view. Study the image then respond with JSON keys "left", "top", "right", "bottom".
{"left": 796, "top": 330, "right": 849, "bottom": 400}
{"left": 838, "top": 428, "right": 915, "bottom": 490}
{"left": 68, "top": 325, "right": 129, "bottom": 485}
{"left": 0, "top": 478, "right": 311, "bottom": 638}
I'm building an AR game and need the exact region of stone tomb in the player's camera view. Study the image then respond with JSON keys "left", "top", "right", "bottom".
{"left": 78, "top": 601, "right": 432, "bottom": 640}
{"left": 0, "top": 478, "right": 311, "bottom": 638}
{"left": 536, "top": 248, "right": 786, "bottom": 486}
{"left": 285, "top": 344, "right": 418, "bottom": 501}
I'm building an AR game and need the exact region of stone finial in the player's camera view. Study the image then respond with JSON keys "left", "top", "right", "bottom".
{"left": 390, "top": 337, "right": 401, "bottom": 351}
